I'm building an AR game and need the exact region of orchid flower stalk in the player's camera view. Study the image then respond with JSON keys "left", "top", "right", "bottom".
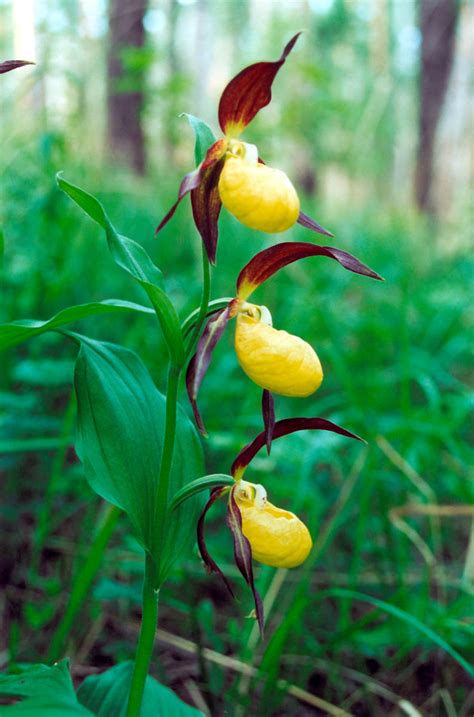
{"left": 73, "top": 36, "right": 380, "bottom": 716}
{"left": 1, "top": 34, "right": 382, "bottom": 717}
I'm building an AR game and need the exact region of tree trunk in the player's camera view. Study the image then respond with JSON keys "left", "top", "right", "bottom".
{"left": 107, "top": 0, "right": 148, "bottom": 175}
{"left": 415, "top": 0, "right": 459, "bottom": 213}
{"left": 163, "top": 0, "right": 180, "bottom": 164}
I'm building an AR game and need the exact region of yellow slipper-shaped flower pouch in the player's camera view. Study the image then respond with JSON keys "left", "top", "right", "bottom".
{"left": 218, "top": 154, "right": 300, "bottom": 233}
{"left": 235, "top": 310, "right": 323, "bottom": 397}
{"left": 235, "top": 482, "right": 312, "bottom": 569}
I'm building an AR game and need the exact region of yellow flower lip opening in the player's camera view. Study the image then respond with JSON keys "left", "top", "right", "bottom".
{"left": 234, "top": 304, "right": 323, "bottom": 397}
{"left": 234, "top": 479, "right": 312, "bottom": 569}
{"left": 218, "top": 141, "right": 300, "bottom": 234}
{"left": 226, "top": 139, "right": 258, "bottom": 162}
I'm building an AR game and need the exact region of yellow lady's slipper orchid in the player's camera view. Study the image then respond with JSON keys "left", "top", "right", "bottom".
{"left": 197, "top": 420, "right": 362, "bottom": 631}
{"left": 234, "top": 479, "right": 312, "bottom": 568}
{"left": 218, "top": 141, "right": 300, "bottom": 233}
{"left": 156, "top": 34, "right": 334, "bottom": 263}
{"left": 234, "top": 304, "right": 323, "bottom": 397}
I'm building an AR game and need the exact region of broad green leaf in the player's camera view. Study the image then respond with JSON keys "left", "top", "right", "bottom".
{"left": 170, "top": 473, "right": 234, "bottom": 512}
{"left": 0, "top": 661, "right": 76, "bottom": 700}
{"left": 73, "top": 335, "right": 203, "bottom": 582}
{"left": 0, "top": 299, "right": 154, "bottom": 353}
{"left": 57, "top": 174, "right": 185, "bottom": 367}
{"left": 0, "top": 700, "right": 91, "bottom": 716}
{"left": 77, "top": 661, "right": 203, "bottom": 717}
{"left": 0, "top": 699, "right": 90, "bottom": 716}
{"left": 182, "top": 113, "right": 217, "bottom": 166}
{"left": 0, "top": 660, "right": 94, "bottom": 716}
{"left": 0, "top": 227, "right": 4, "bottom": 265}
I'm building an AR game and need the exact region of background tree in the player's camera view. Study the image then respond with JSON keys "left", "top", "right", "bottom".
{"left": 415, "top": 0, "right": 459, "bottom": 213}
{"left": 107, "top": 0, "right": 149, "bottom": 174}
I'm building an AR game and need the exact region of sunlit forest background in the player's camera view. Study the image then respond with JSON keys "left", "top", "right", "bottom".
{"left": 1, "top": 0, "right": 473, "bottom": 715}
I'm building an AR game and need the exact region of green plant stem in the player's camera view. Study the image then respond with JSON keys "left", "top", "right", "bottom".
{"left": 153, "top": 363, "right": 180, "bottom": 568}
{"left": 47, "top": 503, "right": 121, "bottom": 663}
{"left": 126, "top": 363, "right": 181, "bottom": 716}
{"left": 127, "top": 249, "right": 204, "bottom": 715}
{"left": 125, "top": 554, "right": 159, "bottom": 717}
{"left": 185, "top": 244, "right": 211, "bottom": 357}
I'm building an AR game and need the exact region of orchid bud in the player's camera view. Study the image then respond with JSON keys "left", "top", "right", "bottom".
{"left": 234, "top": 480, "right": 312, "bottom": 568}
{"left": 234, "top": 305, "right": 323, "bottom": 397}
{"left": 218, "top": 142, "right": 300, "bottom": 233}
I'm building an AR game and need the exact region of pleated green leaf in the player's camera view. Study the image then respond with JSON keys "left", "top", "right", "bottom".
{"left": 73, "top": 335, "right": 203, "bottom": 582}
{"left": 0, "top": 299, "right": 154, "bottom": 353}
{"left": 77, "top": 661, "right": 203, "bottom": 717}
{"left": 57, "top": 174, "right": 185, "bottom": 367}
{"left": 0, "top": 660, "right": 94, "bottom": 716}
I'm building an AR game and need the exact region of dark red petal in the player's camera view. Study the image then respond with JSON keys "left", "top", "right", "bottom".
{"left": 232, "top": 417, "right": 365, "bottom": 478}
{"left": 297, "top": 210, "right": 334, "bottom": 238}
{"left": 236, "top": 241, "right": 384, "bottom": 300}
{"left": 262, "top": 390, "right": 275, "bottom": 455}
{"left": 226, "top": 487, "right": 264, "bottom": 636}
{"left": 155, "top": 140, "right": 227, "bottom": 237}
{"left": 191, "top": 158, "right": 225, "bottom": 264}
{"left": 201, "top": 138, "right": 228, "bottom": 168}
{"left": 0, "top": 60, "right": 34, "bottom": 74}
{"left": 218, "top": 33, "right": 301, "bottom": 136}
{"left": 197, "top": 487, "right": 235, "bottom": 597}
{"left": 155, "top": 168, "right": 202, "bottom": 235}
{"left": 186, "top": 301, "right": 236, "bottom": 434}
